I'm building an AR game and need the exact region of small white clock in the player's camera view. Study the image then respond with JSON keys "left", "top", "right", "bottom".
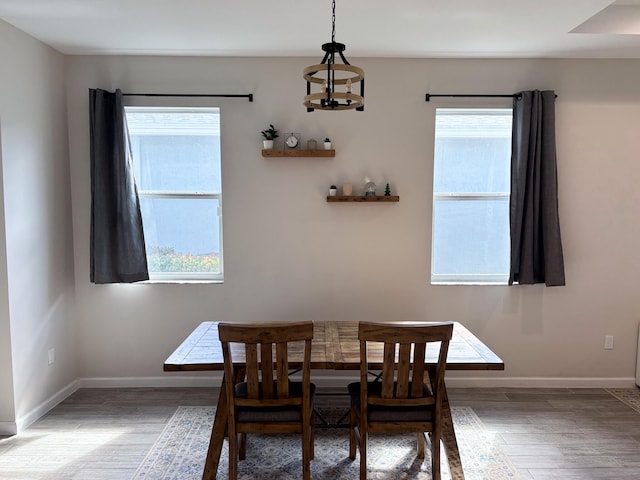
{"left": 284, "top": 133, "right": 300, "bottom": 149}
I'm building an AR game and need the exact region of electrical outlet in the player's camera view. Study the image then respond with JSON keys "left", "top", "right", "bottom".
{"left": 604, "top": 335, "right": 614, "bottom": 350}
{"left": 48, "top": 348, "right": 55, "bottom": 365}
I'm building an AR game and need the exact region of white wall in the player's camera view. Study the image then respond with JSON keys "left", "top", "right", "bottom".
{"left": 65, "top": 55, "right": 640, "bottom": 387}
{"left": 0, "top": 19, "right": 77, "bottom": 433}
{"left": 0, "top": 108, "right": 16, "bottom": 432}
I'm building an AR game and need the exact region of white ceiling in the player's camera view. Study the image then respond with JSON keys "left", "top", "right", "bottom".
{"left": 2, "top": 0, "right": 640, "bottom": 58}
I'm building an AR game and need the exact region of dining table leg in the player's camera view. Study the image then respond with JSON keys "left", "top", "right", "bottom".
{"left": 440, "top": 386, "right": 465, "bottom": 480}
{"left": 202, "top": 366, "right": 245, "bottom": 480}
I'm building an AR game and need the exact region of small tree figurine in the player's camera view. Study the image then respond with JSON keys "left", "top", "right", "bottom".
{"left": 384, "top": 183, "right": 391, "bottom": 196}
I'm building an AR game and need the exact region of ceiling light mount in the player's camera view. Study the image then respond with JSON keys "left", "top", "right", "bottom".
{"left": 303, "top": 0, "right": 364, "bottom": 112}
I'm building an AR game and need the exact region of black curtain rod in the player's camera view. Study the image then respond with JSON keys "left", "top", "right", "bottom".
{"left": 425, "top": 93, "right": 519, "bottom": 102}
{"left": 425, "top": 93, "right": 557, "bottom": 102}
{"left": 123, "top": 93, "right": 253, "bottom": 102}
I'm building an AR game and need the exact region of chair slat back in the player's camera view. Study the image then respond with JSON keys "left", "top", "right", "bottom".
{"left": 411, "top": 342, "right": 426, "bottom": 397}
{"left": 261, "top": 343, "right": 274, "bottom": 397}
{"left": 276, "top": 342, "right": 290, "bottom": 398}
{"left": 358, "top": 322, "right": 453, "bottom": 405}
{"left": 245, "top": 343, "right": 260, "bottom": 399}
{"left": 219, "top": 321, "right": 313, "bottom": 402}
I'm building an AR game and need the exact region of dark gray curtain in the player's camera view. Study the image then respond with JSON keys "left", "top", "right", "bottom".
{"left": 89, "top": 88, "right": 149, "bottom": 283}
{"left": 509, "top": 90, "right": 565, "bottom": 286}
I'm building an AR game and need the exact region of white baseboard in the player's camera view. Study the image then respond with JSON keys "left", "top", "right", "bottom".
{"left": 0, "top": 421, "right": 17, "bottom": 436}
{"left": 12, "top": 379, "right": 80, "bottom": 434}
{"left": 77, "top": 375, "right": 220, "bottom": 388}
{"left": 443, "top": 376, "right": 637, "bottom": 389}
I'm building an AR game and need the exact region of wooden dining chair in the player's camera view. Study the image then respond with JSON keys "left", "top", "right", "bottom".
{"left": 218, "top": 321, "right": 315, "bottom": 480}
{"left": 348, "top": 321, "right": 454, "bottom": 480}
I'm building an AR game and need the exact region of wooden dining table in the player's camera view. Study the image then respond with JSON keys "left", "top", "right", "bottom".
{"left": 164, "top": 320, "right": 504, "bottom": 480}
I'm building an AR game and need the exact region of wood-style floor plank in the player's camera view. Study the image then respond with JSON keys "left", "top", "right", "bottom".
{"left": 449, "top": 387, "right": 640, "bottom": 479}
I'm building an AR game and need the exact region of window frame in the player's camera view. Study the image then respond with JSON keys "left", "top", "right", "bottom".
{"left": 431, "top": 108, "right": 512, "bottom": 286}
{"left": 125, "top": 106, "right": 224, "bottom": 283}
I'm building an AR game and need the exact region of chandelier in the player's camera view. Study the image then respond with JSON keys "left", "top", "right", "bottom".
{"left": 303, "top": 0, "right": 364, "bottom": 111}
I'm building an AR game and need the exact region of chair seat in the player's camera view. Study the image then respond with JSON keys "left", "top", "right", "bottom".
{"left": 348, "top": 382, "right": 434, "bottom": 423}
{"left": 235, "top": 382, "right": 316, "bottom": 422}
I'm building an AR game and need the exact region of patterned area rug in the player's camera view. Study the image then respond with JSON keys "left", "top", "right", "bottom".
{"left": 132, "top": 406, "right": 519, "bottom": 480}
{"left": 606, "top": 387, "right": 640, "bottom": 413}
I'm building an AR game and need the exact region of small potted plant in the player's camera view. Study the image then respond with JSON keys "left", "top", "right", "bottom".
{"left": 324, "top": 137, "right": 332, "bottom": 150}
{"left": 328, "top": 184, "right": 337, "bottom": 196}
{"left": 261, "top": 124, "right": 279, "bottom": 149}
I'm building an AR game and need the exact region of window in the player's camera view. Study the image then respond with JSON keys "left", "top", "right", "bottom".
{"left": 431, "top": 108, "right": 512, "bottom": 285}
{"left": 125, "top": 107, "right": 223, "bottom": 281}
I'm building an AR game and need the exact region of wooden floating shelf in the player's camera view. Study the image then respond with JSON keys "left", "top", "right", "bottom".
{"left": 327, "top": 195, "right": 400, "bottom": 202}
{"left": 262, "top": 149, "right": 335, "bottom": 158}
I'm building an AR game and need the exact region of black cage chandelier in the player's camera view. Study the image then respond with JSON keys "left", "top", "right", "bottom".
{"left": 303, "top": 0, "right": 364, "bottom": 111}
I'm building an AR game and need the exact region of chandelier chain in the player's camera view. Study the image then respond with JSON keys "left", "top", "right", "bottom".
{"left": 331, "top": 0, "right": 336, "bottom": 44}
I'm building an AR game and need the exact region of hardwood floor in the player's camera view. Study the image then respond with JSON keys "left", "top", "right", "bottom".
{"left": 1, "top": 387, "right": 639, "bottom": 479}
{"left": 449, "top": 388, "right": 640, "bottom": 479}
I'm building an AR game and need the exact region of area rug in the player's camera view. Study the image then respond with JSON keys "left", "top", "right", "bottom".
{"left": 606, "top": 387, "right": 640, "bottom": 414}
{"left": 132, "top": 405, "right": 519, "bottom": 480}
